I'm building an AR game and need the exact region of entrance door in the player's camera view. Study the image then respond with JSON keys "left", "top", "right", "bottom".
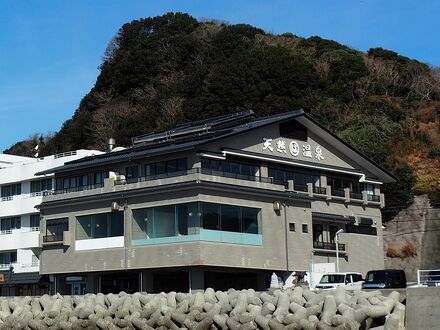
{"left": 70, "top": 282, "right": 86, "bottom": 295}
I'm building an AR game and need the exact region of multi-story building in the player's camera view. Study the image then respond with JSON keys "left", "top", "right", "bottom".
{"left": 0, "top": 150, "right": 101, "bottom": 295}
{"left": 37, "top": 110, "right": 395, "bottom": 294}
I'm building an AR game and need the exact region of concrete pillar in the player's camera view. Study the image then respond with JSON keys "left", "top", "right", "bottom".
{"left": 260, "top": 164, "right": 268, "bottom": 178}
{"left": 344, "top": 188, "right": 350, "bottom": 203}
{"left": 320, "top": 174, "right": 327, "bottom": 187}
{"left": 189, "top": 268, "right": 204, "bottom": 293}
{"left": 326, "top": 185, "right": 332, "bottom": 200}
{"left": 307, "top": 183, "right": 313, "bottom": 197}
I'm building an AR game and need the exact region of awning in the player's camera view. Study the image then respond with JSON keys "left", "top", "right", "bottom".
{"left": 0, "top": 271, "right": 43, "bottom": 285}
{"left": 312, "top": 212, "right": 356, "bottom": 223}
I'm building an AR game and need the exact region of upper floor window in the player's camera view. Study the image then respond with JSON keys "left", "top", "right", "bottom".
{"left": 30, "top": 214, "right": 40, "bottom": 229}
{"left": 132, "top": 202, "right": 260, "bottom": 241}
{"left": 145, "top": 158, "right": 187, "bottom": 177}
{"left": 56, "top": 175, "right": 89, "bottom": 191}
{"left": 93, "top": 172, "right": 109, "bottom": 185}
{"left": 76, "top": 212, "right": 124, "bottom": 240}
{"left": 201, "top": 158, "right": 258, "bottom": 178}
{"left": 31, "top": 179, "right": 52, "bottom": 193}
{"left": 126, "top": 166, "right": 140, "bottom": 180}
{"left": 327, "top": 175, "right": 362, "bottom": 193}
{"left": 45, "top": 218, "right": 69, "bottom": 242}
{"left": 0, "top": 251, "right": 17, "bottom": 265}
{"left": 1, "top": 217, "right": 21, "bottom": 233}
{"left": 1, "top": 183, "right": 21, "bottom": 198}
{"left": 55, "top": 171, "right": 108, "bottom": 191}
{"left": 268, "top": 166, "right": 321, "bottom": 188}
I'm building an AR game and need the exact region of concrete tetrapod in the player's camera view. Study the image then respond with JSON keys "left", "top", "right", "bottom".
{"left": 0, "top": 287, "right": 406, "bottom": 329}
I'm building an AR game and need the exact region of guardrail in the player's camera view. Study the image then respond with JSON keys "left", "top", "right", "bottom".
{"left": 417, "top": 269, "right": 440, "bottom": 286}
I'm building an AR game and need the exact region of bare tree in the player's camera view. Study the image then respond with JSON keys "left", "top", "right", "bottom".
{"left": 156, "top": 96, "right": 185, "bottom": 129}
{"left": 87, "top": 102, "right": 138, "bottom": 149}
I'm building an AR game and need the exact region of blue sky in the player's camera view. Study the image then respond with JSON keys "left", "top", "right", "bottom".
{"left": 1, "top": 0, "right": 439, "bottom": 152}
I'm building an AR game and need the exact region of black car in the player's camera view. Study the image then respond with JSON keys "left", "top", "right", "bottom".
{"left": 362, "top": 269, "right": 406, "bottom": 289}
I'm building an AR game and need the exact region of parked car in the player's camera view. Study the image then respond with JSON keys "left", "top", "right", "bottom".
{"left": 362, "top": 269, "right": 406, "bottom": 289}
{"left": 427, "top": 270, "right": 440, "bottom": 287}
{"left": 315, "top": 272, "right": 364, "bottom": 290}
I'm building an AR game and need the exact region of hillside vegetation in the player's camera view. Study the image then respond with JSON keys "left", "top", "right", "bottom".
{"left": 5, "top": 13, "right": 440, "bottom": 219}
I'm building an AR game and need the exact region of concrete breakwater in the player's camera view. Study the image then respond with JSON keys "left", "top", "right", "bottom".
{"left": 0, "top": 287, "right": 405, "bottom": 329}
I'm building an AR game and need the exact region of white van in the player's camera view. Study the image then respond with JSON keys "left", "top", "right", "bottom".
{"left": 315, "top": 272, "right": 364, "bottom": 290}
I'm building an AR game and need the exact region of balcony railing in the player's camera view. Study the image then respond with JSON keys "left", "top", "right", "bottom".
{"left": 293, "top": 183, "right": 308, "bottom": 192}
{"left": 53, "top": 183, "right": 104, "bottom": 195}
{"left": 0, "top": 229, "right": 13, "bottom": 235}
{"left": 0, "top": 196, "right": 13, "bottom": 202}
{"left": 367, "top": 194, "right": 380, "bottom": 202}
{"left": 43, "top": 233, "right": 64, "bottom": 243}
{"left": 0, "top": 263, "right": 13, "bottom": 270}
{"left": 115, "top": 168, "right": 275, "bottom": 185}
{"left": 331, "top": 189, "right": 345, "bottom": 197}
{"left": 313, "top": 186, "right": 327, "bottom": 194}
{"left": 313, "top": 241, "right": 346, "bottom": 251}
{"left": 350, "top": 192, "right": 363, "bottom": 200}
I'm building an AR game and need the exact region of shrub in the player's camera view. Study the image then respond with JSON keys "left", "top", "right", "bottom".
{"left": 386, "top": 246, "right": 402, "bottom": 258}
{"left": 429, "top": 147, "right": 440, "bottom": 158}
{"left": 401, "top": 241, "right": 418, "bottom": 258}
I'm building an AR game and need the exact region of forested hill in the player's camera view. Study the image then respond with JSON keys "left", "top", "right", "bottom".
{"left": 5, "top": 12, "right": 440, "bottom": 218}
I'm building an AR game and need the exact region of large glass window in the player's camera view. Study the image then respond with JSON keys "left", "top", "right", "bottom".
{"left": 0, "top": 251, "right": 17, "bottom": 265}
{"left": 327, "top": 175, "right": 362, "bottom": 193}
{"left": 56, "top": 174, "right": 93, "bottom": 191}
{"left": 126, "top": 166, "right": 140, "bottom": 180}
{"left": 313, "top": 224, "right": 323, "bottom": 242}
{"left": 133, "top": 202, "right": 199, "bottom": 239}
{"left": 132, "top": 202, "right": 261, "bottom": 240}
{"left": 1, "top": 217, "right": 21, "bottom": 233}
{"left": 268, "top": 166, "right": 320, "bottom": 188}
{"left": 1, "top": 183, "right": 21, "bottom": 197}
{"left": 201, "top": 159, "right": 258, "bottom": 179}
{"left": 45, "top": 218, "right": 68, "bottom": 241}
{"left": 30, "top": 214, "right": 40, "bottom": 229}
{"left": 31, "top": 179, "right": 52, "bottom": 193}
{"left": 202, "top": 203, "right": 220, "bottom": 230}
{"left": 155, "top": 205, "right": 176, "bottom": 238}
{"left": 220, "top": 205, "right": 240, "bottom": 232}
{"left": 76, "top": 212, "right": 123, "bottom": 240}
{"left": 145, "top": 158, "right": 187, "bottom": 178}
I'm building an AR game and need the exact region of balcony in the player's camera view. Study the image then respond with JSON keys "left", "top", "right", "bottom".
{"left": 313, "top": 186, "right": 327, "bottom": 195}
{"left": 115, "top": 168, "right": 200, "bottom": 185}
{"left": 331, "top": 189, "right": 345, "bottom": 197}
{"left": 367, "top": 194, "right": 380, "bottom": 202}
{"left": 349, "top": 192, "right": 363, "bottom": 200}
{"left": 115, "top": 168, "right": 275, "bottom": 186}
{"left": 52, "top": 183, "right": 104, "bottom": 195}
{"left": 313, "top": 241, "right": 346, "bottom": 251}
{"left": 43, "top": 233, "right": 64, "bottom": 243}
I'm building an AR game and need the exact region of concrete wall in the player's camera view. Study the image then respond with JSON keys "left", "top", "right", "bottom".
{"left": 406, "top": 287, "right": 440, "bottom": 330}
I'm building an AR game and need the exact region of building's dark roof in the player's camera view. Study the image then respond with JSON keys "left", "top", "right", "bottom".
{"left": 35, "top": 109, "right": 396, "bottom": 182}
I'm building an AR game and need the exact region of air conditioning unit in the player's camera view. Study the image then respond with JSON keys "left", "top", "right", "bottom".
{"left": 115, "top": 175, "right": 126, "bottom": 184}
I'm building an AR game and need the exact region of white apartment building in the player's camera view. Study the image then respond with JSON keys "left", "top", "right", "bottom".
{"left": 0, "top": 150, "right": 101, "bottom": 295}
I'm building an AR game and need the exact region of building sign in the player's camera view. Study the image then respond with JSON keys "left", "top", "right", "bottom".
{"left": 263, "top": 138, "right": 325, "bottom": 161}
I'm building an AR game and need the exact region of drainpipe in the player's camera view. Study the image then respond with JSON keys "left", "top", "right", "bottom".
{"left": 283, "top": 202, "right": 289, "bottom": 272}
